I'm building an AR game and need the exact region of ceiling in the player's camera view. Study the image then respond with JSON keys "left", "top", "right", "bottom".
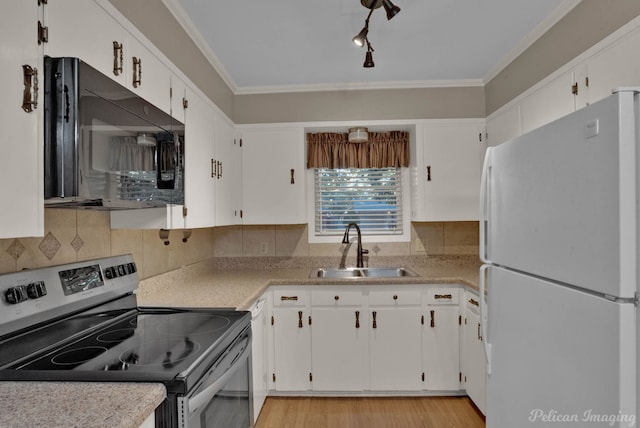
{"left": 165, "top": 0, "right": 580, "bottom": 94}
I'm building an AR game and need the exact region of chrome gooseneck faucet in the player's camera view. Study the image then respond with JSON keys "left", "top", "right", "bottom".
{"left": 342, "top": 223, "right": 369, "bottom": 268}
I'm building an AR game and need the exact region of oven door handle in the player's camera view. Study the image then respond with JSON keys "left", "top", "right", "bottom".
{"left": 187, "top": 335, "right": 251, "bottom": 414}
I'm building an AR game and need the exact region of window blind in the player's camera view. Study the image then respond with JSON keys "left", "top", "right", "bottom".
{"left": 314, "top": 168, "right": 403, "bottom": 235}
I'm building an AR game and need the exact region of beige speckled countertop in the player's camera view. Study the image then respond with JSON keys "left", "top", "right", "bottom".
{"left": 137, "top": 255, "right": 481, "bottom": 310}
{"left": 0, "top": 255, "right": 478, "bottom": 427}
{"left": 0, "top": 382, "right": 165, "bottom": 428}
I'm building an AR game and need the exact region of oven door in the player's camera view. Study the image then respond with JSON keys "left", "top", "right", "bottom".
{"left": 178, "top": 328, "right": 253, "bottom": 428}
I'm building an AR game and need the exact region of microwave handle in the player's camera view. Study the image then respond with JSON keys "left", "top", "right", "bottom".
{"left": 187, "top": 334, "right": 251, "bottom": 414}
{"left": 157, "top": 138, "right": 177, "bottom": 189}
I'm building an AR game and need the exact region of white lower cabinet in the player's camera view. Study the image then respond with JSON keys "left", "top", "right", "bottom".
{"left": 267, "top": 284, "right": 473, "bottom": 395}
{"left": 462, "top": 290, "right": 486, "bottom": 414}
{"left": 422, "top": 288, "right": 461, "bottom": 391}
{"left": 271, "top": 289, "right": 311, "bottom": 391}
{"left": 310, "top": 289, "right": 369, "bottom": 391}
{"left": 369, "top": 289, "right": 423, "bottom": 391}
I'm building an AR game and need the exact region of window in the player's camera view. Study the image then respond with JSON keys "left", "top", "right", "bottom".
{"left": 314, "top": 167, "right": 404, "bottom": 236}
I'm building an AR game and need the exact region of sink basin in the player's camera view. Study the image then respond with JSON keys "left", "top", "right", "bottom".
{"left": 310, "top": 267, "right": 418, "bottom": 279}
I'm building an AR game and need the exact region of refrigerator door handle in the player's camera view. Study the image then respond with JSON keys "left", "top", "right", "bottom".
{"left": 479, "top": 148, "right": 492, "bottom": 264}
{"left": 480, "top": 264, "right": 492, "bottom": 375}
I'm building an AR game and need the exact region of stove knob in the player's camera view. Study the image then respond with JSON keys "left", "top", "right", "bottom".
{"left": 104, "top": 267, "right": 115, "bottom": 280}
{"left": 5, "top": 285, "right": 28, "bottom": 304}
{"left": 26, "top": 281, "right": 47, "bottom": 299}
{"left": 117, "top": 265, "right": 126, "bottom": 277}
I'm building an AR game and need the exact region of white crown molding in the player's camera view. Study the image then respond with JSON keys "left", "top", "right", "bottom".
{"left": 160, "top": 0, "right": 239, "bottom": 93}
{"left": 482, "top": 0, "right": 582, "bottom": 84}
{"left": 235, "top": 79, "right": 484, "bottom": 95}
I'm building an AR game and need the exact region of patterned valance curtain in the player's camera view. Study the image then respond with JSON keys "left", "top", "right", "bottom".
{"left": 306, "top": 131, "right": 409, "bottom": 169}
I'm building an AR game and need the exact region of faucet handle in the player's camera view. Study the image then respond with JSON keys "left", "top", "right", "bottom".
{"left": 362, "top": 249, "right": 369, "bottom": 255}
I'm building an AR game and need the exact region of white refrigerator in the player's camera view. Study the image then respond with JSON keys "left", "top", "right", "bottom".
{"left": 480, "top": 88, "right": 639, "bottom": 428}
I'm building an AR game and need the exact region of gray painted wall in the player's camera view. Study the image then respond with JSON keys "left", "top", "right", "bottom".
{"left": 234, "top": 86, "right": 486, "bottom": 123}
{"left": 110, "top": 0, "right": 640, "bottom": 122}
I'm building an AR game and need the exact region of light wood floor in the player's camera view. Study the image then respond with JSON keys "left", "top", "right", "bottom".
{"left": 255, "top": 396, "right": 486, "bottom": 428}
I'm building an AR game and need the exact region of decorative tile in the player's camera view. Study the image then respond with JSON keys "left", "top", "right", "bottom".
{"left": 6, "top": 239, "right": 25, "bottom": 261}
{"left": 71, "top": 234, "right": 85, "bottom": 253}
{"left": 371, "top": 244, "right": 381, "bottom": 255}
{"left": 39, "top": 232, "right": 61, "bottom": 260}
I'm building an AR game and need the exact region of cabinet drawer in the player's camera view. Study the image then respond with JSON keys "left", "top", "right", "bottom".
{"left": 273, "top": 290, "right": 308, "bottom": 307}
{"left": 311, "top": 289, "right": 363, "bottom": 306}
{"left": 426, "top": 288, "right": 460, "bottom": 305}
{"left": 369, "top": 289, "right": 421, "bottom": 306}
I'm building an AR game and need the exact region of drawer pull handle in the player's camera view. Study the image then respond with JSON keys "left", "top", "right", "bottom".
{"left": 468, "top": 298, "right": 479, "bottom": 307}
{"left": 280, "top": 296, "right": 299, "bottom": 301}
{"left": 372, "top": 311, "right": 377, "bottom": 329}
{"left": 113, "top": 41, "right": 123, "bottom": 76}
{"left": 355, "top": 311, "right": 360, "bottom": 329}
{"left": 298, "top": 311, "right": 303, "bottom": 328}
{"left": 434, "top": 294, "right": 452, "bottom": 300}
{"left": 132, "top": 56, "right": 142, "bottom": 88}
{"left": 22, "top": 65, "right": 38, "bottom": 112}
{"left": 477, "top": 323, "right": 482, "bottom": 341}
{"left": 430, "top": 310, "right": 435, "bottom": 328}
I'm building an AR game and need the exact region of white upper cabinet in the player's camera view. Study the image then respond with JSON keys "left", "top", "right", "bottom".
{"left": 0, "top": 1, "right": 44, "bottom": 238}
{"left": 413, "top": 120, "right": 485, "bottom": 222}
{"left": 486, "top": 104, "right": 521, "bottom": 148}
{"left": 214, "top": 115, "right": 241, "bottom": 226}
{"left": 519, "top": 70, "right": 576, "bottom": 135}
{"left": 182, "top": 88, "right": 216, "bottom": 229}
{"left": 583, "top": 28, "right": 640, "bottom": 105}
{"left": 45, "top": 0, "right": 172, "bottom": 114}
{"left": 240, "top": 127, "right": 306, "bottom": 224}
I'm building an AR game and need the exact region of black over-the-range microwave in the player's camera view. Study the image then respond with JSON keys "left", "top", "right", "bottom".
{"left": 44, "top": 57, "right": 185, "bottom": 209}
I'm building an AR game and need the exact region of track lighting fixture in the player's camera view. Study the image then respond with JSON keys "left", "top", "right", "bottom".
{"left": 352, "top": 0, "right": 401, "bottom": 68}
{"left": 363, "top": 41, "right": 375, "bottom": 68}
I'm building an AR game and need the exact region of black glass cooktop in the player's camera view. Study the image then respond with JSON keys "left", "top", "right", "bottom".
{"left": 0, "top": 301, "right": 250, "bottom": 392}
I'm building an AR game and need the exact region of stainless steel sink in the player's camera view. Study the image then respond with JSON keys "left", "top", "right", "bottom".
{"left": 310, "top": 267, "right": 418, "bottom": 279}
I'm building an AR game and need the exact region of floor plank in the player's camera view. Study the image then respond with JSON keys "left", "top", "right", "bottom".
{"left": 256, "top": 396, "right": 486, "bottom": 428}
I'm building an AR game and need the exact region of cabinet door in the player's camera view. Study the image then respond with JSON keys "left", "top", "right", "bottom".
{"left": 45, "top": 0, "right": 128, "bottom": 88}
{"left": 423, "top": 305, "right": 460, "bottom": 390}
{"left": 272, "top": 289, "right": 311, "bottom": 391}
{"left": 585, "top": 28, "right": 640, "bottom": 106}
{"left": 486, "top": 104, "right": 521, "bottom": 147}
{"left": 126, "top": 35, "right": 172, "bottom": 114}
{"left": 463, "top": 297, "right": 486, "bottom": 414}
{"left": 520, "top": 70, "right": 576, "bottom": 134}
{"left": 183, "top": 89, "right": 216, "bottom": 229}
{"left": 369, "top": 307, "right": 423, "bottom": 390}
{"left": 241, "top": 128, "right": 305, "bottom": 224}
{"left": 0, "top": 2, "right": 43, "bottom": 238}
{"left": 214, "top": 115, "right": 240, "bottom": 226}
{"left": 311, "top": 290, "right": 368, "bottom": 391}
{"left": 414, "top": 121, "right": 485, "bottom": 221}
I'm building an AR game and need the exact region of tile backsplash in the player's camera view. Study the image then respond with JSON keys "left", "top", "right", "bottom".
{"left": 0, "top": 209, "right": 478, "bottom": 278}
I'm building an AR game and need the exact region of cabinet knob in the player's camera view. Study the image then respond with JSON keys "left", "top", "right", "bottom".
{"left": 393, "top": 295, "right": 398, "bottom": 300}
{"left": 334, "top": 295, "right": 340, "bottom": 301}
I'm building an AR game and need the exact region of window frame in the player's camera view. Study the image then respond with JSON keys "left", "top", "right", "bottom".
{"left": 306, "top": 166, "right": 411, "bottom": 244}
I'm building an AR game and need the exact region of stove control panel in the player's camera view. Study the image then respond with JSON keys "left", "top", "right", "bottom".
{"left": 0, "top": 254, "right": 138, "bottom": 337}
